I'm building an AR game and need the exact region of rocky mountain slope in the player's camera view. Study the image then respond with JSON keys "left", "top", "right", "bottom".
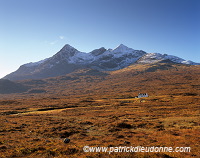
{"left": 1, "top": 63, "right": 200, "bottom": 97}
{"left": 0, "top": 79, "right": 29, "bottom": 94}
{"left": 3, "top": 44, "right": 199, "bottom": 80}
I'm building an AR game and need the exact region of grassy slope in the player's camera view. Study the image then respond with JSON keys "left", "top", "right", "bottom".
{"left": 0, "top": 63, "right": 199, "bottom": 158}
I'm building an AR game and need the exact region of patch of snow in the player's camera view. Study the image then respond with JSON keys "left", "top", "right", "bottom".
{"left": 138, "top": 53, "right": 199, "bottom": 65}
{"left": 68, "top": 52, "right": 94, "bottom": 64}
{"left": 112, "top": 44, "right": 135, "bottom": 55}
{"left": 24, "top": 58, "right": 49, "bottom": 67}
{"left": 182, "top": 60, "right": 191, "bottom": 64}
{"left": 137, "top": 53, "right": 164, "bottom": 64}
{"left": 23, "top": 44, "right": 200, "bottom": 70}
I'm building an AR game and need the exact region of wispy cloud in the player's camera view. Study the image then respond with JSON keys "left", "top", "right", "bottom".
{"left": 59, "top": 36, "right": 65, "bottom": 40}
{"left": 45, "top": 35, "right": 66, "bottom": 45}
{"left": 50, "top": 40, "right": 58, "bottom": 45}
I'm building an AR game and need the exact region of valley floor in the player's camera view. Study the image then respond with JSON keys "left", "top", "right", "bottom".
{"left": 0, "top": 94, "right": 199, "bottom": 158}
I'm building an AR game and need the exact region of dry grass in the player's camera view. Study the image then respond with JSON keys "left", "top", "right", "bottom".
{"left": 0, "top": 63, "right": 199, "bottom": 158}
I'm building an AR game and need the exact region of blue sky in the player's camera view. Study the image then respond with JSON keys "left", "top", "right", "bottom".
{"left": 0, "top": 0, "right": 199, "bottom": 78}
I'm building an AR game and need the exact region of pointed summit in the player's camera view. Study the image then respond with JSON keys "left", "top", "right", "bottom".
{"left": 57, "top": 44, "right": 79, "bottom": 56}
{"left": 51, "top": 44, "right": 81, "bottom": 62}
{"left": 3, "top": 43, "right": 199, "bottom": 81}
{"left": 112, "top": 44, "right": 134, "bottom": 53}
{"left": 61, "top": 44, "right": 76, "bottom": 51}
{"left": 90, "top": 47, "right": 106, "bottom": 56}
{"left": 118, "top": 44, "right": 128, "bottom": 48}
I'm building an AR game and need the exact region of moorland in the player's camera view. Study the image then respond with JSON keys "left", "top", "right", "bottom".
{"left": 0, "top": 63, "right": 199, "bottom": 158}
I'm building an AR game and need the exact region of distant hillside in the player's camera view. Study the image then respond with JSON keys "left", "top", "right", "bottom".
{"left": 1, "top": 63, "right": 198, "bottom": 98}
{"left": 0, "top": 62, "right": 199, "bottom": 96}
{"left": 0, "top": 79, "right": 29, "bottom": 94}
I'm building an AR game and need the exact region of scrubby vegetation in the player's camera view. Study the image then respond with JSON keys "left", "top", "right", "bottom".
{"left": 0, "top": 63, "right": 199, "bottom": 157}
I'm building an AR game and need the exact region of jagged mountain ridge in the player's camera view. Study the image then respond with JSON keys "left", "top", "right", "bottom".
{"left": 3, "top": 44, "right": 199, "bottom": 80}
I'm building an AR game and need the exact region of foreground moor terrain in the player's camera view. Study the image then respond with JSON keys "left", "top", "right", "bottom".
{"left": 0, "top": 63, "right": 199, "bottom": 158}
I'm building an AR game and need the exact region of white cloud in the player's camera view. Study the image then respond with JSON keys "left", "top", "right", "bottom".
{"left": 59, "top": 36, "right": 65, "bottom": 40}
{"left": 45, "top": 36, "right": 65, "bottom": 45}
{"left": 50, "top": 40, "right": 58, "bottom": 45}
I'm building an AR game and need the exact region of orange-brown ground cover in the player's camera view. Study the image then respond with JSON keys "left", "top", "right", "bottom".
{"left": 0, "top": 63, "right": 199, "bottom": 157}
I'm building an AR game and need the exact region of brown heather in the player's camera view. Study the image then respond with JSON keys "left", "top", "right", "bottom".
{"left": 0, "top": 63, "right": 199, "bottom": 158}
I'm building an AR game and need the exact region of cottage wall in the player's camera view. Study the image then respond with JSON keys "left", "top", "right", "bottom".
{"left": 138, "top": 93, "right": 148, "bottom": 98}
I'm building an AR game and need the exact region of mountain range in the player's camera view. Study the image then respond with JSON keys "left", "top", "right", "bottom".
{"left": 3, "top": 44, "right": 199, "bottom": 81}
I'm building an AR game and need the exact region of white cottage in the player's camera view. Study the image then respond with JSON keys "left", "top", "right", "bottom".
{"left": 138, "top": 93, "right": 148, "bottom": 98}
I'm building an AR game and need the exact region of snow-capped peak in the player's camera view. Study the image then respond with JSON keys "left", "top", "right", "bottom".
{"left": 54, "top": 44, "right": 80, "bottom": 60}
{"left": 117, "top": 44, "right": 129, "bottom": 48}
{"left": 59, "top": 44, "right": 77, "bottom": 53}
{"left": 137, "top": 53, "right": 199, "bottom": 65}
{"left": 112, "top": 44, "right": 135, "bottom": 53}
{"left": 3, "top": 43, "right": 199, "bottom": 81}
